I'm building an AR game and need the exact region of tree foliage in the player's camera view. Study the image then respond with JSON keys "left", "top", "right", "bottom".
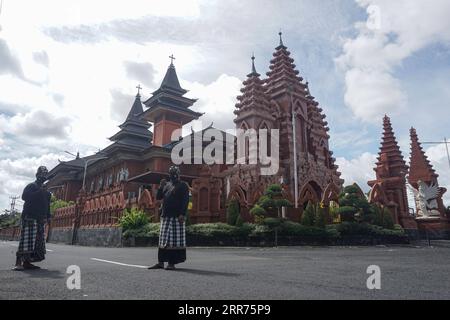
{"left": 250, "top": 184, "right": 292, "bottom": 224}
{"left": 226, "top": 199, "right": 240, "bottom": 226}
{"left": 119, "top": 208, "right": 150, "bottom": 231}
{"left": 50, "top": 195, "right": 75, "bottom": 215}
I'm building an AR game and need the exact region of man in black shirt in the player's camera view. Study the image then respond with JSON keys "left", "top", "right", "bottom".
{"left": 148, "top": 166, "right": 189, "bottom": 270}
{"left": 13, "top": 166, "right": 52, "bottom": 271}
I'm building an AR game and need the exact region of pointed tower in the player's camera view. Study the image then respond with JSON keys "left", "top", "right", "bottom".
{"left": 408, "top": 127, "right": 447, "bottom": 220}
{"left": 226, "top": 33, "right": 342, "bottom": 219}
{"left": 107, "top": 88, "right": 152, "bottom": 153}
{"left": 368, "top": 115, "right": 417, "bottom": 230}
{"left": 408, "top": 128, "right": 439, "bottom": 187}
{"left": 264, "top": 32, "right": 342, "bottom": 206}
{"left": 234, "top": 55, "right": 274, "bottom": 130}
{"left": 141, "top": 57, "right": 203, "bottom": 146}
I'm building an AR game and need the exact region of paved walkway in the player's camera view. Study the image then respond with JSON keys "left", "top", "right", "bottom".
{"left": 1, "top": 241, "right": 449, "bottom": 299}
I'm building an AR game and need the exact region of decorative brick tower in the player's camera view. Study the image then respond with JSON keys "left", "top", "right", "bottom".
{"left": 234, "top": 55, "right": 275, "bottom": 132}
{"left": 368, "top": 116, "right": 417, "bottom": 230}
{"left": 224, "top": 33, "right": 342, "bottom": 222}
{"left": 408, "top": 127, "right": 449, "bottom": 236}
{"left": 142, "top": 57, "right": 203, "bottom": 147}
{"left": 264, "top": 33, "right": 342, "bottom": 208}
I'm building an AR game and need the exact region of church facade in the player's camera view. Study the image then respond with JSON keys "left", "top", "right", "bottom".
{"left": 47, "top": 34, "right": 345, "bottom": 240}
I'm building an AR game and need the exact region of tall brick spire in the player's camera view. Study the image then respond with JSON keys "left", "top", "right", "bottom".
{"left": 368, "top": 115, "right": 417, "bottom": 230}
{"left": 234, "top": 55, "right": 272, "bottom": 119}
{"left": 265, "top": 33, "right": 305, "bottom": 94}
{"left": 408, "top": 127, "right": 438, "bottom": 187}
{"left": 374, "top": 115, "right": 408, "bottom": 179}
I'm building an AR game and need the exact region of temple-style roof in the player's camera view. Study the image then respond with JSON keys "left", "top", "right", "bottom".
{"left": 374, "top": 115, "right": 408, "bottom": 178}
{"left": 157, "top": 61, "right": 187, "bottom": 95}
{"left": 265, "top": 32, "right": 306, "bottom": 95}
{"left": 408, "top": 127, "right": 439, "bottom": 186}
{"left": 107, "top": 92, "right": 152, "bottom": 153}
{"left": 142, "top": 60, "right": 202, "bottom": 124}
{"left": 234, "top": 55, "right": 272, "bottom": 121}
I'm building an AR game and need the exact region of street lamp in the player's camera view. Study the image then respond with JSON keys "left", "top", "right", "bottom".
{"left": 64, "top": 151, "right": 108, "bottom": 191}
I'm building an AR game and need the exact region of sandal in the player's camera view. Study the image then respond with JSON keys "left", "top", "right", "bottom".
{"left": 12, "top": 265, "right": 25, "bottom": 271}
{"left": 23, "top": 262, "right": 41, "bottom": 270}
{"left": 148, "top": 263, "right": 164, "bottom": 270}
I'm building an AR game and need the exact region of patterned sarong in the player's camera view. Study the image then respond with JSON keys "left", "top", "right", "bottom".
{"left": 158, "top": 216, "right": 186, "bottom": 264}
{"left": 159, "top": 217, "right": 186, "bottom": 248}
{"left": 17, "top": 219, "right": 46, "bottom": 263}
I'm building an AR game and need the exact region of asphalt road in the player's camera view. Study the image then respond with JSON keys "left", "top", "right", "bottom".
{"left": 0, "top": 241, "right": 449, "bottom": 300}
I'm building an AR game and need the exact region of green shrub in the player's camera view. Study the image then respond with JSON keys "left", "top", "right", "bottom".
{"left": 226, "top": 199, "right": 240, "bottom": 226}
{"left": 235, "top": 214, "right": 244, "bottom": 227}
{"left": 50, "top": 195, "right": 75, "bottom": 215}
{"left": 119, "top": 208, "right": 150, "bottom": 231}
{"left": 0, "top": 212, "right": 21, "bottom": 228}
{"left": 263, "top": 217, "right": 283, "bottom": 229}
{"left": 250, "top": 184, "right": 292, "bottom": 224}
{"left": 250, "top": 204, "right": 267, "bottom": 224}
{"left": 331, "top": 222, "right": 405, "bottom": 237}
{"left": 186, "top": 223, "right": 251, "bottom": 238}
{"left": 337, "top": 206, "right": 358, "bottom": 222}
{"left": 372, "top": 205, "right": 395, "bottom": 230}
{"left": 301, "top": 202, "right": 316, "bottom": 226}
{"left": 314, "top": 206, "right": 327, "bottom": 229}
{"left": 280, "top": 221, "right": 331, "bottom": 237}
{"left": 338, "top": 184, "right": 372, "bottom": 222}
{"left": 249, "top": 224, "right": 271, "bottom": 236}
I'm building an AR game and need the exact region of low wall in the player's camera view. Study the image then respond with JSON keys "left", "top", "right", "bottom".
{"left": 122, "top": 234, "right": 410, "bottom": 247}
{"left": 48, "top": 227, "right": 122, "bottom": 247}
{"left": 48, "top": 228, "right": 73, "bottom": 245}
{"left": 74, "top": 227, "right": 122, "bottom": 247}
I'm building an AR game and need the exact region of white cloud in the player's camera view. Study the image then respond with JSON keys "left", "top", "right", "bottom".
{"left": 185, "top": 74, "right": 242, "bottom": 133}
{"left": 336, "top": 0, "right": 450, "bottom": 122}
{"left": 335, "top": 152, "right": 377, "bottom": 191}
{"left": 0, "top": 154, "right": 60, "bottom": 213}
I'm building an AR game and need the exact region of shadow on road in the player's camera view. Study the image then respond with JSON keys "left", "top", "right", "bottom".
{"left": 22, "top": 269, "right": 64, "bottom": 279}
{"left": 175, "top": 268, "right": 239, "bottom": 277}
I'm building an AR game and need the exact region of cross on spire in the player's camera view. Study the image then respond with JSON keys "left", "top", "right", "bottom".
{"left": 136, "top": 84, "right": 142, "bottom": 96}
{"left": 169, "top": 54, "right": 176, "bottom": 65}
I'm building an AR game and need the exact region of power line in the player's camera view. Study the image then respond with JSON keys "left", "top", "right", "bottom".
{"left": 422, "top": 137, "right": 450, "bottom": 170}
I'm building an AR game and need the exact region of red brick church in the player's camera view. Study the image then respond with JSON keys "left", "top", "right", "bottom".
{"left": 47, "top": 34, "right": 344, "bottom": 239}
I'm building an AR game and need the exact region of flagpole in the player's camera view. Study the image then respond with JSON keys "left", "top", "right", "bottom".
{"left": 290, "top": 87, "right": 298, "bottom": 209}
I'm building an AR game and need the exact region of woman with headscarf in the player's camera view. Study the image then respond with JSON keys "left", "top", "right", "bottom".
{"left": 148, "top": 166, "right": 189, "bottom": 270}
{"left": 13, "top": 166, "right": 51, "bottom": 271}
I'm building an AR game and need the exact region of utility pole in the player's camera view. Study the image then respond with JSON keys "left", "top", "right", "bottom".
{"left": 9, "top": 195, "right": 19, "bottom": 215}
{"left": 422, "top": 138, "right": 450, "bottom": 170}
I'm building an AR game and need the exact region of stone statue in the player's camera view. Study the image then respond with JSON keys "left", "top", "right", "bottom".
{"left": 409, "top": 180, "right": 441, "bottom": 217}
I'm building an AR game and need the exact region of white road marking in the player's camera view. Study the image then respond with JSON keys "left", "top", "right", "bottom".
{"left": 46, "top": 249, "right": 53, "bottom": 252}
{"left": 91, "top": 258, "right": 148, "bottom": 269}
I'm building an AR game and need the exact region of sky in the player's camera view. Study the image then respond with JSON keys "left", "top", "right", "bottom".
{"left": 1, "top": 0, "right": 450, "bottom": 212}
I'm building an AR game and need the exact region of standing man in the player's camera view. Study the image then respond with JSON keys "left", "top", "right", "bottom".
{"left": 149, "top": 166, "right": 189, "bottom": 270}
{"left": 13, "top": 166, "right": 52, "bottom": 271}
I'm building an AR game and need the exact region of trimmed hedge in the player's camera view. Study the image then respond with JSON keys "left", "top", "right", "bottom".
{"left": 123, "top": 221, "right": 402, "bottom": 240}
